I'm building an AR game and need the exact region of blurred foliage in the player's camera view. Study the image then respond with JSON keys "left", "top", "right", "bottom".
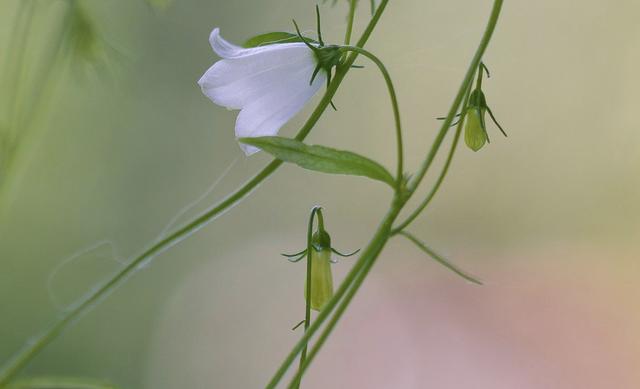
{"left": 6, "top": 377, "right": 118, "bottom": 389}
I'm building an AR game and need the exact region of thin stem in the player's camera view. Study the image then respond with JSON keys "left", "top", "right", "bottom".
{"left": 266, "top": 193, "right": 403, "bottom": 389}
{"left": 397, "top": 231, "right": 482, "bottom": 285}
{"left": 0, "top": 0, "right": 391, "bottom": 384}
{"left": 475, "top": 62, "right": 484, "bottom": 90}
{"left": 339, "top": 45, "right": 404, "bottom": 186}
{"left": 287, "top": 203, "right": 400, "bottom": 388}
{"left": 271, "top": 1, "right": 504, "bottom": 386}
{"left": 407, "top": 0, "right": 503, "bottom": 196}
{"left": 391, "top": 80, "right": 473, "bottom": 234}
{"left": 292, "top": 207, "right": 321, "bottom": 389}
{"left": 344, "top": 0, "right": 357, "bottom": 45}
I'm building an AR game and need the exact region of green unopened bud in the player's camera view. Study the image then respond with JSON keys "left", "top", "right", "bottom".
{"left": 464, "top": 107, "right": 487, "bottom": 152}
{"left": 283, "top": 207, "right": 359, "bottom": 314}
{"left": 306, "top": 246, "right": 334, "bottom": 311}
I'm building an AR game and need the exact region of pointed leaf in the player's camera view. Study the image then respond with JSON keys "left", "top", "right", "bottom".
{"left": 243, "top": 32, "right": 318, "bottom": 48}
{"left": 239, "top": 136, "right": 395, "bottom": 187}
{"left": 399, "top": 231, "right": 482, "bottom": 285}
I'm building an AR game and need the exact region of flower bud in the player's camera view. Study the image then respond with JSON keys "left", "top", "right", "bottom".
{"left": 283, "top": 208, "right": 358, "bottom": 312}
{"left": 464, "top": 106, "right": 487, "bottom": 152}
{"left": 306, "top": 245, "right": 334, "bottom": 311}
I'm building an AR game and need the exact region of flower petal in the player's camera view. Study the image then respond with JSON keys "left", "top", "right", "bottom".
{"left": 208, "top": 28, "right": 294, "bottom": 59}
{"left": 198, "top": 43, "right": 314, "bottom": 110}
{"left": 208, "top": 28, "right": 248, "bottom": 58}
{"left": 236, "top": 64, "right": 326, "bottom": 155}
{"left": 199, "top": 28, "right": 326, "bottom": 155}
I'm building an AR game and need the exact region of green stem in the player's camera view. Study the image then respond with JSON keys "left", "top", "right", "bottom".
{"left": 286, "top": 200, "right": 402, "bottom": 388}
{"left": 344, "top": 0, "right": 357, "bottom": 45}
{"left": 0, "top": 1, "right": 391, "bottom": 385}
{"left": 339, "top": 45, "right": 404, "bottom": 186}
{"left": 407, "top": 0, "right": 503, "bottom": 196}
{"left": 266, "top": 194, "right": 403, "bottom": 389}
{"left": 390, "top": 79, "right": 473, "bottom": 234}
{"left": 292, "top": 207, "right": 321, "bottom": 389}
{"left": 475, "top": 62, "right": 483, "bottom": 90}
{"left": 271, "top": 1, "right": 504, "bottom": 386}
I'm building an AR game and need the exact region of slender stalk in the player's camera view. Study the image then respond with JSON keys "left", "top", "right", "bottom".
{"left": 344, "top": 0, "right": 357, "bottom": 45}
{"left": 292, "top": 207, "right": 321, "bottom": 389}
{"left": 272, "top": 1, "right": 504, "bottom": 386}
{"left": 0, "top": 1, "right": 391, "bottom": 385}
{"left": 476, "top": 62, "right": 484, "bottom": 90}
{"left": 391, "top": 80, "right": 473, "bottom": 234}
{"left": 407, "top": 0, "right": 503, "bottom": 197}
{"left": 266, "top": 194, "right": 403, "bottom": 389}
{"left": 286, "top": 200, "right": 401, "bottom": 388}
{"left": 339, "top": 45, "right": 404, "bottom": 185}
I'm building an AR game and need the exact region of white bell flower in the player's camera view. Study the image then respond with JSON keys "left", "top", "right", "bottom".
{"left": 198, "top": 28, "right": 327, "bottom": 155}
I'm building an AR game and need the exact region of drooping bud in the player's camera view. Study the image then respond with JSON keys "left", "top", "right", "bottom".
{"left": 282, "top": 208, "right": 359, "bottom": 313}
{"left": 464, "top": 106, "right": 487, "bottom": 152}
{"left": 441, "top": 63, "right": 507, "bottom": 152}
{"left": 306, "top": 231, "right": 334, "bottom": 311}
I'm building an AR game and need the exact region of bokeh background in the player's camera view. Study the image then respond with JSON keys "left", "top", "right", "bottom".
{"left": 1, "top": 0, "right": 639, "bottom": 388}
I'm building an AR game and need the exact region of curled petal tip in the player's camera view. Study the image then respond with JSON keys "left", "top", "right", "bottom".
{"left": 209, "top": 27, "right": 245, "bottom": 58}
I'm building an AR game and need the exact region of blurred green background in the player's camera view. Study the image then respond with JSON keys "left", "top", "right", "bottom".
{"left": 1, "top": 0, "right": 639, "bottom": 388}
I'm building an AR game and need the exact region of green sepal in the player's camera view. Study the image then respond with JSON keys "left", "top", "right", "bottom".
{"left": 239, "top": 136, "right": 396, "bottom": 187}
{"left": 243, "top": 32, "right": 318, "bottom": 48}
{"left": 468, "top": 89, "right": 487, "bottom": 109}
{"left": 312, "top": 230, "right": 331, "bottom": 251}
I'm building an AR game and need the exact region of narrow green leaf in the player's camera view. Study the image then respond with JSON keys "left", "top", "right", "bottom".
{"left": 399, "top": 231, "right": 483, "bottom": 285}
{"left": 239, "top": 137, "right": 395, "bottom": 187}
{"left": 243, "top": 32, "right": 318, "bottom": 48}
